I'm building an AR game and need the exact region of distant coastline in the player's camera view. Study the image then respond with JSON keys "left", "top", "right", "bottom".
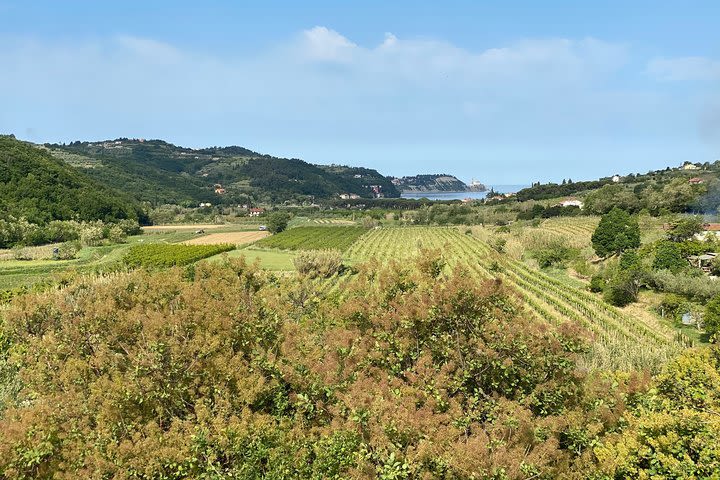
{"left": 400, "top": 185, "right": 528, "bottom": 200}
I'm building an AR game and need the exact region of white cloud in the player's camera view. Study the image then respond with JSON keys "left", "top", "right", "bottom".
{"left": 114, "top": 35, "right": 183, "bottom": 63}
{"left": 647, "top": 56, "right": 720, "bottom": 81}
{"left": 298, "top": 26, "right": 357, "bottom": 62}
{"left": 0, "top": 28, "right": 714, "bottom": 182}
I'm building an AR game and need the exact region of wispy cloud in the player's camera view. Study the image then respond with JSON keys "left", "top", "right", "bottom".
{"left": 0, "top": 28, "right": 715, "bottom": 180}
{"left": 647, "top": 56, "right": 720, "bottom": 81}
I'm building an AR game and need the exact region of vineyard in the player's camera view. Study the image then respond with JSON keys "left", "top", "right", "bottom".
{"left": 537, "top": 217, "right": 599, "bottom": 247}
{"left": 256, "top": 226, "right": 368, "bottom": 252}
{"left": 124, "top": 243, "right": 235, "bottom": 268}
{"left": 345, "top": 226, "right": 689, "bottom": 372}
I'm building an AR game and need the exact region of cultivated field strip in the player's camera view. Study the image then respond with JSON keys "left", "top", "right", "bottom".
{"left": 346, "top": 226, "right": 687, "bottom": 372}
{"left": 183, "top": 231, "right": 269, "bottom": 246}
{"left": 539, "top": 217, "right": 599, "bottom": 244}
{"left": 257, "top": 226, "right": 368, "bottom": 251}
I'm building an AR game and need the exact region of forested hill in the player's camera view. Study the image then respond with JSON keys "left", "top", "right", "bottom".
{"left": 0, "top": 135, "right": 145, "bottom": 224}
{"left": 514, "top": 161, "right": 720, "bottom": 203}
{"left": 395, "top": 174, "right": 485, "bottom": 192}
{"left": 46, "top": 139, "right": 400, "bottom": 205}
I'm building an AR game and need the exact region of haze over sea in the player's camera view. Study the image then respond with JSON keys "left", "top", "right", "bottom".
{"left": 400, "top": 185, "right": 528, "bottom": 200}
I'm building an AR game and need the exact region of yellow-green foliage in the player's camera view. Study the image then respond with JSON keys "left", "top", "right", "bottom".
{"left": 591, "top": 348, "right": 720, "bottom": 478}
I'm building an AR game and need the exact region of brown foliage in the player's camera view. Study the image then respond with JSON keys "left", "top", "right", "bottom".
{"left": 0, "top": 255, "right": 638, "bottom": 478}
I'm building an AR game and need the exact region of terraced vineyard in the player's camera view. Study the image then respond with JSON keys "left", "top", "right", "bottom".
{"left": 538, "top": 217, "right": 600, "bottom": 247}
{"left": 346, "top": 226, "right": 689, "bottom": 372}
{"left": 256, "top": 226, "right": 369, "bottom": 251}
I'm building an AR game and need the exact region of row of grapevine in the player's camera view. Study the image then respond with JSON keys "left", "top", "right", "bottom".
{"left": 256, "top": 226, "right": 368, "bottom": 252}
{"left": 346, "top": 226, "right": 688, "bottom": 372}
{"left": 124, "top": 243, "right": 235, "bottom": 268}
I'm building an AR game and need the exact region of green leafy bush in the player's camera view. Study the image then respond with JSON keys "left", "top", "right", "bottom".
{"left": 293, "top": 250, "right": 344, "bottom": 278}
{"left": 531, "top": 244, "right": 576, "bottom": 268}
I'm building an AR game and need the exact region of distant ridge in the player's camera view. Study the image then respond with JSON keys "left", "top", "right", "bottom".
{"left": 393, "top": 174, "right": 486, "bottom": 193}
{"left": 43, "top": 138, "right": 401, "bottom": 204}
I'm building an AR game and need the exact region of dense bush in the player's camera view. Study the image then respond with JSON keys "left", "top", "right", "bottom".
{"left": 1, "top": 252, "right": 720, "bottom": 477}
{"left": 648, "top": 270, "right": 720, "bottom": 302}
{"left": 292, "top": 250, "right": 344, "bottom": 278}
{"left": 0, "top": 255, "right": 621, "bottom": 479}
{"left": 704, "top": 294, "right": 720, "bottom": 339}
{"left": 531, "top": 244, "right": 576, "bottom": 268}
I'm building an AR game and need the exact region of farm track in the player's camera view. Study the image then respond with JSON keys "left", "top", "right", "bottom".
{"left": 344, "top": 226, "right": 688, "bottom": 371}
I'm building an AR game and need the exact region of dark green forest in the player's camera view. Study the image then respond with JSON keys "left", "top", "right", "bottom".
{"left": 0, "top": 136, "right": 145, "bottom": 224}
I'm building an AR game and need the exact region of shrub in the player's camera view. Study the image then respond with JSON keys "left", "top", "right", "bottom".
{"left": 657, "top": 294, "right": 686, "bottom": 319}
{"left": 532, "top": 245, "right": 575, "bottom": 268}
{"left": 57, "top": 240, "right": 82, "bottom": 260}
{"left": 293, "top": 250, "right": 344, "bottom": 278}
{"left": 705, "top": 294, "right": 720, "bottom": 338}
{"left": 604, "top": 273, "right": 638, "bottom": 306}
{"left": 589, "top": 274, "right": 605, "bottom": 293}
{"left": 106, "top": 225, "right": 127, "bottom": 244}
{"left": 80, "top": 223, "right": 105, "bottom": 246}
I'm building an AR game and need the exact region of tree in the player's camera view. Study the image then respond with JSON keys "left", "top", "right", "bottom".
{"left": 584, "top": 184, "right": 639, "bottom": 214}
{"left": 652, "top": 241, "right": 687, "bottom": 272}
{"left": 604, "top": 250, "right": 644, "bottom": 306}
{"left": 667, "top": 215, "right": 704, "bottom": 242}
{"left": 704, "top": 294, "right": 720, "bottom": 338}
{"left": 591, "top": 208, "right": 641, "bottom": 257}
{"left": 266, "top": 212, "right": 290, "bottom": 234}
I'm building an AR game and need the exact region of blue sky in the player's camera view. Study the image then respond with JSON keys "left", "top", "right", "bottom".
{"left": 1, "top": 0, "right": 719, "bottom": 184}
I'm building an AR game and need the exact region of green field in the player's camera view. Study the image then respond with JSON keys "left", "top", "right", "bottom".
{"left": 256, "top": 226, "right": 368, "bottom": 251}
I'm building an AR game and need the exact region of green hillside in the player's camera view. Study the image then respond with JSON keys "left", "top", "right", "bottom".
{"left": 0, "top": 135, "right": 145, "bottom": 224}
{"left": 46, "top": 139, "right": 400, "bottom": 205}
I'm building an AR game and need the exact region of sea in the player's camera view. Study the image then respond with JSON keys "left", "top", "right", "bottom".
{"left": 400, "top": 185, "right": 529, "bottom": 201}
